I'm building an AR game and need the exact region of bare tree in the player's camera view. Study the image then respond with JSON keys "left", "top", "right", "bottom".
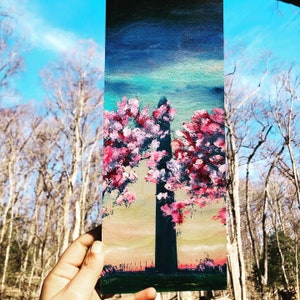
{"left": 0, "top": 105, "right": 37, "bottom": 296}
{"left": 268, "top": 66, "right": 300, "bottom": 299}
{"left": 225, "top": 53, "right": 270, "bottom": 299}
{"left": 271, "top": 67, "right": 300, "bottom": 210}
{"left": 0, "top": 2, "right": 24, "bottom": 105}
{"left": 225, "top": 54, "right": 300, "bottom": 300}
{"left": 41, "top": 40, "right": 103, "bottom": 252}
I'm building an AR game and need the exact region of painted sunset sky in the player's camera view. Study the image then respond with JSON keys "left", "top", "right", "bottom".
{"left": 103, "top": 162, "right": 226, "bottom": 269}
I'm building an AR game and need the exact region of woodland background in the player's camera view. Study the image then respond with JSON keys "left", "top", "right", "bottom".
{"left": 1, "top": 1, "right": 300, "bottom": 300}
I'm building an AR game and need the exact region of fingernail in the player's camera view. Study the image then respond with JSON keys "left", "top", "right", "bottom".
{"left": 91, "top": 241, "right": 103, "bottom": 254}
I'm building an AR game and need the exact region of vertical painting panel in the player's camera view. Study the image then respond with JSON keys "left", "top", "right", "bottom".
{"left": 101, "top": 0, "right": 226, "bottom": 294}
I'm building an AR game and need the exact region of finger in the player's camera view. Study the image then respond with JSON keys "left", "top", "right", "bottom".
{"left": 53, "top": 226, "right": 102, "bottom": 272}
{"left": 133, "top": 288, "right": 157, "bottom": 300}
{"left": 40, "top": 228, "right": 102, "bottom": 300}
{"left": 44, "top": 226, "right": 101, "bottom": 287}
{"left": 122, "top": 288, "right": 157, "bottom": 300}
{"left": 67, "top": 241, "right": 104, "bottom": 295}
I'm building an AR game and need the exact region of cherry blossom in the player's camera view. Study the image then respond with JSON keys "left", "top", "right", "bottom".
{"left": 103, "top": 97, "right": 170, "bottom": 206}
{"left": 103, "top": 97, "right": 226, "bottom": 225}
{"left": 212, "top": 206, "right": 226, "bottom": 225}
{"left": 159, "top": 108, "right": 226, "bottom": 224}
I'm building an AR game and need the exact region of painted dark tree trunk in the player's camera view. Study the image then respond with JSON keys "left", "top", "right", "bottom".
{"left": 155, "top": 97, "right": 178, "bottom": 273}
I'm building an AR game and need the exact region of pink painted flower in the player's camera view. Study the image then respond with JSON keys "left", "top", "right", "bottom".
{"left": 212, "top": 207, "right": 226, "bottom": 225}
{"left": 103, "top": 97, "right": 225, "bottom": 226}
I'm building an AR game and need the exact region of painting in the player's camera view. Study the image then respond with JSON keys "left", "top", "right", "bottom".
{"left": 100, "top": 0, "right": 226, "bottom": 294}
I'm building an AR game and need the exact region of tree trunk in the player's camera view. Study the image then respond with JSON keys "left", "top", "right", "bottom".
{"left": 295, "top": 240, "right": 300, "bottom": 300}
{"left": 0, "top": 159, "right": 16, "bottom": 247}
{"left": 226, "top": 121, "right": 247, "bottom": 300}
{"left": 0, "top": 211, "right": 14, "bottom": 296}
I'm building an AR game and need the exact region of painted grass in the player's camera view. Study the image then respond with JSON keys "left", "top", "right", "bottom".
{"left": 100, "top": 270, "right": 226, "bottom": 294}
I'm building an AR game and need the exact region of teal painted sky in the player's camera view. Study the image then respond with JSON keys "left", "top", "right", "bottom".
{"left": 1, "top": 0, "right": 299, "bottom": 107}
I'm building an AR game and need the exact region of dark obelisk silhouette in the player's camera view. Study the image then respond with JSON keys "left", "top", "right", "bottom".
{"left": 155, "top": 97, "right": 178, "bottom": 273}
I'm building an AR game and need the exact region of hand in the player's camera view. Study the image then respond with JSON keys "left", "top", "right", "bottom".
{"left": 40, "top": 227, "right": 157, "bottom": 300}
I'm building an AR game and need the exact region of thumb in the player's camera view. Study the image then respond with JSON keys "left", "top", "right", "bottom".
{"left": 68, "top": 241, "right": 104, "bottom": 295}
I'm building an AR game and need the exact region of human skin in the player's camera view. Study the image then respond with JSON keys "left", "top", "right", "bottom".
{"left": 40, "top": 227, "right": 157, "bottom": 300}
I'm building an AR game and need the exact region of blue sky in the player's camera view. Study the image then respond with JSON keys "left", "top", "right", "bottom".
{"left": 225, "top": 0, "right": 300, "bottom": 69}
{"left": 2, "top": 0, "right": 300, "bottom": 107}
{"left": 3, "top": 0, "right": 106, "bottom": 105}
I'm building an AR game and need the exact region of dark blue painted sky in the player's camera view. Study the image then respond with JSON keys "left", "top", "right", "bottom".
{"left": 105, "top": 1, "right": 223, "bottom": 130}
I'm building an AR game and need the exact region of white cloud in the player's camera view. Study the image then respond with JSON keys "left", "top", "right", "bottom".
{"left": 41, "top": 29, "right": 77, "bottom": 52}
{"left": 2, "top": 0, "right": 79, "bottom": 53}
{"left": 20, "top": 12, "right": 78, "bottom": 53}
